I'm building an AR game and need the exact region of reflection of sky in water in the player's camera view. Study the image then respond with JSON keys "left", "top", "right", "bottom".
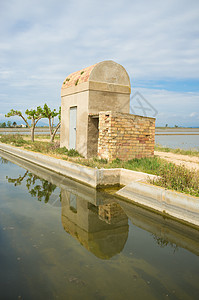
{"left": 0, "top": 154, "right": 199, "bottom": 299}
{"left": 155, "top": 134, "right": 199, "bottom": 150}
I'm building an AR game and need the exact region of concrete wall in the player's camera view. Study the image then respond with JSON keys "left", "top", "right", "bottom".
{"left": 60, "top": 82, "right": 131, "bottom": 158}
{"left": 88, "top": 81, "right": 130, "bottom": 114}
{"left": 98, "top": 111, "right": 155, "bottom": 161}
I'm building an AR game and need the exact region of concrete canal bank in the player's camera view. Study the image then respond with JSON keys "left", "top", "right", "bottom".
{"left": 0, "top": 142, "right": 198, "bottom": 228}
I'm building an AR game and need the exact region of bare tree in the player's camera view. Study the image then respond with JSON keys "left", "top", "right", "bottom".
{"left": 42, "top": 104, "right": 61, "bottom": 142}
{"left": 5, "top": 107, "right": 43, "bottom": 142}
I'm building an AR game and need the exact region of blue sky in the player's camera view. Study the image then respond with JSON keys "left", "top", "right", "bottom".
{"left": 0, "top": 0, "right": 199, "bottom": 126}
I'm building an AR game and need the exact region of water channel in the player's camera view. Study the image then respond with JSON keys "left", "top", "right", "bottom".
{"left": 0, "top": 151, "right": 199, "bottom": 299}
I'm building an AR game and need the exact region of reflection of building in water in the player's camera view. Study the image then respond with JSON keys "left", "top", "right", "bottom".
{"left": 98, "top": 202, "right": 127, "bottom": 224}
{"left": 61, "top": 190, "right": 129, "bottom": 259}
{"left": 2, "top": 150, "right": 199, "bottom": 258}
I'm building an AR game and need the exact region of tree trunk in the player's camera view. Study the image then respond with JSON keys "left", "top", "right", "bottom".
{"left": 50, "top": 122, "right": 60, "bottom": 142}
{"left": 31, "top": 127, "right": 35, "bottom": 142}
{"left": 49, "top": 118, "right": 53, "bottom": 136}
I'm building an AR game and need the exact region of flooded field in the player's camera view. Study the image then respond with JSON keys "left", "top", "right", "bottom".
{"left": 155, "top": 134, "right": 199, "bottom": 150}
{"left": 0, "top": 128, "right": 60, "bottom": 136}
{"left": 0, "top": 151, "right": 199, "bottom": 299}
{"left": 155, "top": 128, "right": 199, "bottom": 150}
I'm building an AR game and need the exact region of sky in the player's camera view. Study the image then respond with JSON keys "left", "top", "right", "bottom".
{"left": 0, "top": 0, "right": 199, "bottom": 127}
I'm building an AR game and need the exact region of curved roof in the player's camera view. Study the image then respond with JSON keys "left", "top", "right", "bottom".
{"left": 62, "top": 60, "right": 130, "bottom": 89}
{"left": 62, "top": 63, "right": 97, "bottom": 89}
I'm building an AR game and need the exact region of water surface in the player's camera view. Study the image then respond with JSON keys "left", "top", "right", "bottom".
{"left": 0, "top": 152, "right": 199, "bottom": 299}
{"left": 155, "top": 134, "right": 199, "bottom": 150}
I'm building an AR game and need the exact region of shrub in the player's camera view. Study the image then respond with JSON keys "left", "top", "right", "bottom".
{"left": 67, "top": 148, "right": 81, "bottom": 157}
{"left": 93, "top": 157, "right": 108, "bottom": 164}
{"left": 53, "top": 146, "right": 81, "bottom": 157}
{"left": 149, "top": 164, "right": 199, "bottom": 197}
{"left": 54, "top": 146, "right": 68, "bottom": 155}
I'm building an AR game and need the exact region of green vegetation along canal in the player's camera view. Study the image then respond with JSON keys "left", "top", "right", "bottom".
{"left": 0, "top": 151, "right": 199, "bottom": 300}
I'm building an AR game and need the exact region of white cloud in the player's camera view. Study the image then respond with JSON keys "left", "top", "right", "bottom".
{"left": 1, "top": 0, "right": 199, "bottom": 78}
{"left": 131, "top": 88, "right": 199, "bottom": 126}
{"left": 189, "top": 112, "right": 199, "bottom": 119}
{"left": 0, "top": 0, "right": 199, "bottom": 126}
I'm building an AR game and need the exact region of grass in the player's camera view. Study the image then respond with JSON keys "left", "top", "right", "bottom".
{"left": 149, "top": 163, "right": 199, "bottom": 197}
{"left": 0, "top": 134, "right": 28, "bottom": 147}
{"left": 54, "top": 146, "right": 82, "bottom": 157}
{"left": 75, "top": 156, "right": 163, "bottom": 175}
{"left": 0, "top": 135, "right": 80, "bottom": 157}
{"left": 34, "top": 134, "right": 60, "bottom": 140}
{"left": 155, "top": 144, "right": 199, "bottom": 157}
{"left": 0, "top": 135, "right": 198, "bottom": 197}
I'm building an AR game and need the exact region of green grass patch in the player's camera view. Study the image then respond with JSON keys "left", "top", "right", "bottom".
{"left": 155, "top": 144, "right": 199, "bottom": 157}
{"left": 54, "top": 146, "right": 82, "bottom": 157}
{"left": 74, "top": 156, "right": 163, "bottom": 175}
{"left": 110, "top": 157, "right": 162, "bottom": 174}
{"left": 24, "top": 141, "right": 52, "bottom": 153}
{"left": 0, "top": 134, "right": 28, "bottom": 147}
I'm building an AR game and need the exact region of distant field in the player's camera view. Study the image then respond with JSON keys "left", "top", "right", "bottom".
{"left": 0, "top": 127, "right": 198, "bottom": 135}
{"left": 156, "top": 127, "right": 199, "bottom": 132}
{"left": 0, "top": 127, "right": 60, "bottom": 133}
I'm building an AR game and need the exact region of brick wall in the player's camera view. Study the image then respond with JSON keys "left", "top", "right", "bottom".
{"left": 98, "top": 111, "right": 155, "bottom": 161}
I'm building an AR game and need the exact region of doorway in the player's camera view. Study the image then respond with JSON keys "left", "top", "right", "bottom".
{"left": 69, "top": 106, "right": 77, "bottom": 149}
{"left": 87, "top": 116, "right": 99, "bottom": 158}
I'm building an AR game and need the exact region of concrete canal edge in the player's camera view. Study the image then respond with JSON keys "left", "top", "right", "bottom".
{"left": 0, "top": 142, "right": 198, "bottom": 228}
{"left": 0, "top": 142, "right": 155, "bottom": 188}
{"left": 116, "top": 181, "right": 199, "bottom": 228}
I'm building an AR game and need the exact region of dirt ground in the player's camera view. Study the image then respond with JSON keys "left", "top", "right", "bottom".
{"left": 155, "top": 151, "right": 199, "bottom": 171}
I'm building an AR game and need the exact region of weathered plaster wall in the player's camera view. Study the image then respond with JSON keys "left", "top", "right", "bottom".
{"left": 60, "top": 89, "right": 89, "bottom": 157}
{"left": 60, "top": 61, "right": 131, "bottom": 158}
{"left": 88, "top": 81, "right": 130, "bottom": 114}
{"left": 98, "top": 111, "right": 155, "bottom": 161}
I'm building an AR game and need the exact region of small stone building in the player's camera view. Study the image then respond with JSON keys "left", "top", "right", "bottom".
{"left": 60, "top": 60, "right": 155, "bottom": 160}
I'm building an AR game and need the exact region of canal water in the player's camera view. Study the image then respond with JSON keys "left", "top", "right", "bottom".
{"left": 0, "top": 152, "right": 199, "bottom": 300}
